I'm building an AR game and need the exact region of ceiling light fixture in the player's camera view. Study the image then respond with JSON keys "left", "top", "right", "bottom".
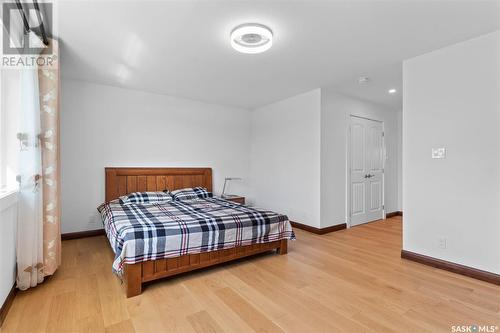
{"left": 230, "top": 23, "right": 273, "bottom": 54}
{"left": 388, "top": 88, "right": 397, "bottom": 94}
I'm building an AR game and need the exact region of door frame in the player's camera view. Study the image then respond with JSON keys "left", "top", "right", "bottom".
{"left": 346, "top": 115, "right": 386, "bottom": 228}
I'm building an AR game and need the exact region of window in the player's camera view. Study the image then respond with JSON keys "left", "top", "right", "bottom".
{"left": 0, "top": 69, "right": 5, "bottom": 189}
{"left": 0, "top": 68, "right": 21, "bottom": 191}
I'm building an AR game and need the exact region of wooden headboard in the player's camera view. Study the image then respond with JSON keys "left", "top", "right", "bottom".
{"left": 105, "top": 167, "right": 212, "bottom": 202}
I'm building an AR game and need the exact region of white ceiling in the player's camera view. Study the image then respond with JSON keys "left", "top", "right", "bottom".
{"left": 56, "top": 0, "right": 500, "bottom": 110}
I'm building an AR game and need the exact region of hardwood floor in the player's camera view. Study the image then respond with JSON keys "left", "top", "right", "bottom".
{"left": 2, "top": 216, "right": 500, "bottom": 332}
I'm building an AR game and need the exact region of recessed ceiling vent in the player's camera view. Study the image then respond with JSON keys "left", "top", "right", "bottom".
{"left": 230, "top": 23, "right": 273, "bottom": 54}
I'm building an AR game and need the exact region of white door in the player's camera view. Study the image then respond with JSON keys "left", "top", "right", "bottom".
{"left": 350, "top": 116, "right": 384, "bottom": 226}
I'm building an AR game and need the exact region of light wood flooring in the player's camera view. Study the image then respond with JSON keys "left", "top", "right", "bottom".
{"left": 2, "top": 216, "right": 500, "bottom": 332}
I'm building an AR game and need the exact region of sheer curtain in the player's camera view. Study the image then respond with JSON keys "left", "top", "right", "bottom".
{"left": 16, "top": 33, "right": 61, "bottom": 290}
{"left": 17, "top": 63, "right": 45, "bottom": 289}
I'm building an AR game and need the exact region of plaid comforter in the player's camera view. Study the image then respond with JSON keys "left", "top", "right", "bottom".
{"left": 97, "top": 197, "right": 295, "bottom": 274}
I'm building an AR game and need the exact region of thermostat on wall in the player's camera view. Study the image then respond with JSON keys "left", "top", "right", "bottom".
{"left": 432, "top": 147, "right": 446, "bottom": 159}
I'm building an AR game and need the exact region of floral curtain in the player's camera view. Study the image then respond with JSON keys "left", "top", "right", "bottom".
{"left": 39, "top": 38, "right": 61, "bottom": 276}
{"left": 16, "top": 35, "right": 60, "bottom": 289}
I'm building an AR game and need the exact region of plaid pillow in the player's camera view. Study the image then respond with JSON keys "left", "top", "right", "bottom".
{"left": 119, "top": 191, "right": 172, "bottom": 205}
{"left": 171, "top": 187, "right": 212, "bottom": 201}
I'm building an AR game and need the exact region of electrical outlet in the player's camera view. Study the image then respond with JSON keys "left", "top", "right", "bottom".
{"left": 88, "top": 214, "right": 98, "bottom": 225}
{"left": 432, "top": 148, "right": 446, "bottom": 159}
{"left": 438, "top": 237, "right": 447, "bottom": 249}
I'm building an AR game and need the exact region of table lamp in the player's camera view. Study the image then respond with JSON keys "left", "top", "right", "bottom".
{"left": 221, "top": 177, "right": 242, "bottom": 198}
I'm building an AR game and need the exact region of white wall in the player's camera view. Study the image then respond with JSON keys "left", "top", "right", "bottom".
{"left": 321, "top": 89, "right": 401, "bottom": 228}
{"left": 403, "top": 31, "right": 500, "bottom": 274}
{"left": 61, "top": 81, "right": 402, "bottom": 232}
{"left": 249, "top": 87, "right": 401, "bottom": 229}
{"left": 0, "top": 193, "right": 17, "bottom": 306}
{"left": 397, "top": 110, "right": 403, "bottom": 211}
{"left": 61, "top": 79, "right": 252, "bottom": 233}
{"left": 250, "top": 89, "right": 322, "bottom": 227}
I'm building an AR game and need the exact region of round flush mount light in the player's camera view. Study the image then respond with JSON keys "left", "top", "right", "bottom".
{"left": 230, "top": 23, "right": 273, "bottom": 54}
{"left": 388, "top": 88, "right": 397, "bottom": 94}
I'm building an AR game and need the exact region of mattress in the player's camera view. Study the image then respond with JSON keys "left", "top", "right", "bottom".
{"left": 97, "top": 197, "right": 295, "bottom": 274}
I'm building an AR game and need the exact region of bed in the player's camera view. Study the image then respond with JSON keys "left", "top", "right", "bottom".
{"left": 100, "top": 167, "right": 294, "bottom": 297}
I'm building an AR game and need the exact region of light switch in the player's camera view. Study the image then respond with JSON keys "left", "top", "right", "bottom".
{"left": 432, "top": 148, "right": 446, "bottom": 159}
{"left": 438, "top": 237, "right": 447, "bottom": 249}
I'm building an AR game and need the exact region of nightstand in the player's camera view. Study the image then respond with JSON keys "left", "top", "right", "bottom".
{"left": 222, "top": 195, "right": 245, "bottom": 205}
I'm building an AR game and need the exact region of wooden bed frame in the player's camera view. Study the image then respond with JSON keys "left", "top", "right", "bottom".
{"left": 105, "top": 167, "right": 288, "bottom": 297}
